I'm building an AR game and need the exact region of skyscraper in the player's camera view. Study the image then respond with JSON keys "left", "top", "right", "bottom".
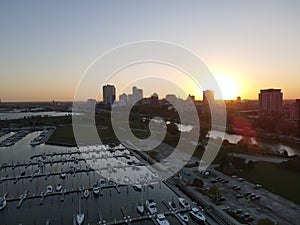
{"left": 103, "top": 84, "right": 116, "bottom": 106}
{"left": 119, "top": 93, "right": 127, "bottom": 105}
{"left": 259, "top": 89, "right": 283, "bottom": 116}
{"left": 203, "top": 90, "right": 214, "bottom": 105}
{"left": 132, "top": 86, "right": 143, "bottom": 104}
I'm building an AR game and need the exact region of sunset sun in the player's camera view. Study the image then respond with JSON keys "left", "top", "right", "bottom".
{"left": 214, "top": 73, "right": 240, "bottom": 100}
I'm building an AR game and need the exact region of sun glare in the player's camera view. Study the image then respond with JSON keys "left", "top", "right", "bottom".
{"left": 214, "top": 73, "right": 240, "bottom": 100}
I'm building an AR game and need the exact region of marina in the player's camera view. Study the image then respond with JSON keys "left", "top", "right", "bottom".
{"left": 0, "top": 130, "right": 207, "bottom": 225}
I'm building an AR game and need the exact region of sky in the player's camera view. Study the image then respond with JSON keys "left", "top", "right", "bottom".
{"left": 0, "top": 0, "right": 299, "bottom": 101}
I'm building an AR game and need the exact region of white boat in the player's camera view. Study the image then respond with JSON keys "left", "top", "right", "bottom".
{"left": 98, "top": 179, "right": 106, "bottom": 187}
{"left": 177, "top": 212, "right": 189, "bottom": 223}
{"left": 146, "top": 199, "right": 157, "bottom": 214}
{"left": 178, "top": 197, "right": 190, "bottom": 208}
{"left": 56, "top": 184, "right": 62, "bottom": 192}
{"left": 168, "top": 201, "right": 177, "bottom": 211}
{"left": 46, "top": 185, "right": 53, "bottom": 194}
{"left": 83, "top": 189, "right": 89, "bottom": 198}
{"left": 123, "top": 176, "right": 130, "bottom": 184}
{"left": 190, "top": 207, "right": 206, "bottom": 223}
{"left": 93, "top": 186, "right": 100, "bottom": 195}
{"left": 76, "top": 197, "right": 85, "bottom": 225}
{"left": 134, "top": 184, "right": 142, "bottom": 192}
{"left": 156, "top": 213, "right": 170, "bottom": 225}
{"left": 136, "top": 203, "right": 144, "bottom": 214}
{"left": 60, "top": 172, "right": 66, "bottom": 179}
{"left": 76, "top": 213, "right": 84, "bottom": 225}
{"left": 0, "top": 196, "right": 7, "bottom": 210}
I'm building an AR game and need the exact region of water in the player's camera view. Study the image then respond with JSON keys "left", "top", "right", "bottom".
{"left": 209, "top": 130, "right": 300, "bottom": 156}
{"left": 0, "top": 111, "right": 72, "bottom": 120}
{"left": 0, "top": 132, "right": 199, "bottom": 225}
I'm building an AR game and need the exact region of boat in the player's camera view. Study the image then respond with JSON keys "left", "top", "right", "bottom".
{"left": 60, "top": 172, "right": 66, "bottom": 179}
{"left": 98, "top": 179, "right": 106, "bottom": 187}
{"left": 56, "top": 184, "right": 62, "bottom": 192}
{"left": 178, "top": 197, "right": 190, "bottom": 208}
{"left": 136, "top": 203, "right": 144, "bottom": 214}
{"left": 190, "top": 207, "right": 206, "bottom": 223}
{"left": 168, "top": 201, "right": 177, "bottom": 211}
{"left": 156, "top": 213, "right": 170, "bottom": 225}
{"left": 146, "top": 199, "right": 157, "bottom": 214}
{"left": 83, "top": 189, "right": 89, "bottom": 198}
{"left": 0, "top": 196, "right": 7, "bottom": 210}
{"left": 134, "top": 184, "right": 142, "bottom": 192}
{"left": 76, "top": 197, "right": 85, "bottom": 225}
{"left": 177, "top": 212, "right": 189, "bottom": 223}
{"left": 46, "top": 185, "right": 53, "bottom": 194}
{"left": 123, "top": 176, "right": 130, "bottom": 184}
{"left": 93, "top": 186, "right": 100, "bottom": 195}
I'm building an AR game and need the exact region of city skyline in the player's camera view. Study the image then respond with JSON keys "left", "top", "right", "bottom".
{"left": 1, "top": 1, "right": 300, "bottom": 101}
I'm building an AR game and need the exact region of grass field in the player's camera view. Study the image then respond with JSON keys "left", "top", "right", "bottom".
{"left": 46, "top": 125, "right": 150, "bottom": 146}
{"left": 242, "top": 161, "right": 300, "bottom": 205}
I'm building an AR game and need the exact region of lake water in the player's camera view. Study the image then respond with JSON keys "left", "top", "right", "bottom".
{"left": 0, "top": 132, "right": 201, "bottom": 225}
{"left": 0, "top": 111, "right": 72, "bottom": 120}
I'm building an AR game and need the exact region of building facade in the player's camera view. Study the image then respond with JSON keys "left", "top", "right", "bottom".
{"left": 259, "top": 89, "right": 283, "bottom": 116}
{"left": 203, "top": 90, "right": 215, "bottom": 105}
{"left": 119, "top": 93, "right": 127, "bottom": 105}
{"left": 103, "top": 84, "right": 116, "bottom": 106}
{"left": 132, "top": 86, "right": 143, "bottom": 104}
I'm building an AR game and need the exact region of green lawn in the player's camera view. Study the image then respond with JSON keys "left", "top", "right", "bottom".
{"left": 46, "top": 125, "right": 150, "bottom": 146}
{"left": 242, "top": 161, "right": 300, "bottom": 205}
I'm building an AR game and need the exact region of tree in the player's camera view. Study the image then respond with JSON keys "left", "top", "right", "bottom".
{"left": 192, "top": 178, "right": 204, "bottom": 188}
{"left": 256, "top": 218, "right": 275, "bottom": 225}
{"left": 207, "top": 185, "right": 221, "bottom": 199}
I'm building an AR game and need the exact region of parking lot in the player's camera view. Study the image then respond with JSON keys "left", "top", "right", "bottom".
{"left": 190, "top": 165, "right": 300, "bottom": 225}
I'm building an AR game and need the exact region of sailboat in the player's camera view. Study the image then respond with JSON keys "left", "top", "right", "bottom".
{"left": 136, "top": 184, "right": 144, "bottom": 214}
{"left": 76, "top": 197, "right": 84, "bottom": 225}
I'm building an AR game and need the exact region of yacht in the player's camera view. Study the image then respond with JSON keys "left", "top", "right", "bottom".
{"left": 168, "top": 201, "right": 177, "bottom": 211}
{"left": 136, "top": 203, "right": 144, "bottom": 214}
{"left": 46, "top": 185, "right": 53, "bottom": 194}
{"left": 123, "top": 176, "right": 130, "bottom": 184}
{"left": 60, "top": 172, "right": 66, "bottom": 179}
{"left": 93, "top": 186, "right": 100, "bottom": 195}
{"left": 134, "top": 184, "right": 142, "bottom": 192}
{"left": 177, "top": 212, "right": 189, "bottom": 223}
{"left": 76, "top": 214, "right": 84, "bottom": 225}
{"left": 190, "top": 207, "right": 206, "bottom": 223}
{"left": 76, "top": 197, "right": 84, "bottom": 225}
{"left": 178, "top": 197, "right": 190, "bottom": 208}
{"left": 56, "top": 184, "right": 62, "bottom": 192}
{"left": 145, "top": 199, "right": 157, "bottom": 214}
{"left": 0, "top": 195, "right": 7, "bottom": 210}
{"left": 98, "top": 179, "right": 106, "bottom": 188}
{"left": 156, "top": 214, "right": 170, "bottom": 225}
{"left": 83, "top": 189, "right": 89, "bottom": 198}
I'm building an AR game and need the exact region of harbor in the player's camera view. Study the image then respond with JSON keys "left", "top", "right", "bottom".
{"left": 0, "top": 130, "right": 209, "bottom": 225}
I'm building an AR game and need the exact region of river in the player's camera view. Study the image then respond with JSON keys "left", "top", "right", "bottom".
{"left": 209, "top": 130, "right": 300, "bottom": 156}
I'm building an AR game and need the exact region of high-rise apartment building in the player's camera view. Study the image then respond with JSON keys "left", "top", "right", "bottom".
{"left": 203, "top": 90, "right": 215, "bottom": 105}
{"left": 103, "top": 84, "right": 116, "bottom": 106}
{"left": 259, "top": 89, "right": 283, "bottom": 116}
{"left": 132, "top": 86, "right": 143, "bottom": 104}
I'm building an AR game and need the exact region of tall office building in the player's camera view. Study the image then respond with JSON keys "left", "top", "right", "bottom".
{"left": 203, "top": 90, "right": 215, "bottom": 105}
{"left": 296, "top": 99, "right": 300, "bottom": 121}
{"left": 132, "top": 86, "right": 143, "bottom": 103}
{"left": 259, "top": 89, "right": 283, "bottom": 116}
{"left": 103, "top": 84, "right": 116, "bottom": 106}
{"left": 119, "top": 93, "right": 127, "bottom": 105}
